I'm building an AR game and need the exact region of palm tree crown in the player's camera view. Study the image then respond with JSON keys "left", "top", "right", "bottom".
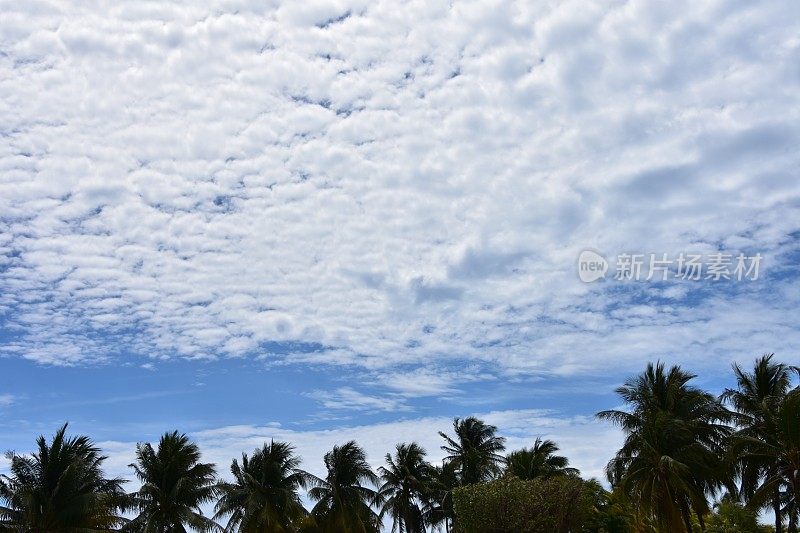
{"left": 723, "top": 354, "right": 793, "bottom": 427}
{"left": 214, "top": 440, "right": 312, "bottom": 533}
{"left": 423, "top": 460, "right": 458, "bottom": 532}
{"left": 505, "top": 438, "right": 579, "bottom": 480}
{"left": 722, "top": 354, "right": 795, "bottom": 533}
{"left": 0, "top": 423, "right": 127, "bottom": 532}
{"left": 127, "top": 430, "right": 219, "bottom": 532}
{"left": 740, "top": 389, "right": 800, "bottom": 532}
{"left": 378, "top": 442, "right": 434, "bottom": 533}
{"left": 597, "top": 362, "right": 733, "bottom": 533}
{"left": 439, "top": 417, "right": 506, "bottom": 485}
{"left": 308, "top": 441, "right": 381, "bottom": 533}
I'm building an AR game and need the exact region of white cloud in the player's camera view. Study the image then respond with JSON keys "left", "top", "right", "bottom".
{"left": 374, "top": 367, "right": 488, "bottom": 397}
{"left": 307, "top": 386, "right": 411, "bottom": 412}
{"left": 0, "top": 0, "right": 798, "bottom": 392}
{"left": 0, "top": 394, "right": 16, "bottom": 407}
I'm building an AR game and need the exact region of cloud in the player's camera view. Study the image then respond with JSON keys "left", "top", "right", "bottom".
{"left": 0, "top": 394, "right": 16, "bottom": 407}
{"left": 306, "top": 386, "right": 411, "bottom": 413}
{"left": 373, "top": 366, "right": 493, "bottom": 397}
{"left": 0, "top": 0, "right": 798, "bottom": 397}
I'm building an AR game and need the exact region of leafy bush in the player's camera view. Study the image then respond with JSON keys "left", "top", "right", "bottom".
{"left": 581, "top": 481, "right": 637, "bottom": 533}
{"left": 452, "top": 475, "right": 593, "bottom": 533}
{"left": 705, "top": 498, "right": 774, "bottom": 533}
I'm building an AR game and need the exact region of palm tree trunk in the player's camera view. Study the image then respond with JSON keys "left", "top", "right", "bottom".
{"left": 775, "top": 488, "right": 784, "bottom": 533}
{"left": 679, "top": 501, "right": 694, "bottom": 533}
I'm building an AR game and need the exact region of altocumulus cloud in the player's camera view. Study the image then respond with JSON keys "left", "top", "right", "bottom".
{"left": 0, "top": 0, "right": 799, "bottom": 389}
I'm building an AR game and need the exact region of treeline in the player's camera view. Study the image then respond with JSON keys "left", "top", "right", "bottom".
{"left": 0, "top": 354, "right": 797, "bottom": 532}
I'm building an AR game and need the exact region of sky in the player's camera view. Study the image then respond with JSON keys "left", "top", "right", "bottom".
{"left": 1, "top": 0, "right": 799, "bottom": 502}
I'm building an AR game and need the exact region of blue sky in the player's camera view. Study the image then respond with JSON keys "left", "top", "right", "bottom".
{"left": 1, "top": 0, "right": 800, "bottom": 491}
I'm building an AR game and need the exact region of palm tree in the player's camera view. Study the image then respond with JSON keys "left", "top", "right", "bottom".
{"left": 722, "top": 354, "right": 795, "bottom": 533}
{"left": 377, "top": 443, "right": 433, "bottom": 533}
{"left": 505, "top": 437, "right": 579, "bottom": 480}
{"left": 423, "top": 460, "right": 458, "bottom": 533}
{"left": 214, "top": 440, "right": 312, "bottom": 532}
{"left": 0, "top": 423, "right": 127, "bottom": 532}
{"left": 733, "top": 388, "right": 800, "bottom": 532}
{"left": 597, "top": 362, "right": 733, "bottom": 533}
{"left": 308, "top": 441, "right": 381, "bottom": 533}
{"left": 438, "top": 417, "right": 505, "bottom": 486}
{"left": 126, "top": 430, "right": 219, "bottom": 532}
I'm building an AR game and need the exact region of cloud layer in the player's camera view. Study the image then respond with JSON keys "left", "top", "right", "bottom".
{"left": 1, "top": 0, "right": 799, "bottom": 394}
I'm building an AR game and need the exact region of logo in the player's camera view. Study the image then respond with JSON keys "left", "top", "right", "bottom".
{"left": 575, "top": 250, "right": 761, "bottom": 283}
{"left": 577, "top": 250, "right": 608, "bottom": 283}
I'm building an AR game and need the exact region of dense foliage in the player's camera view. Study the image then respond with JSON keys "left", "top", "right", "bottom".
{"left": 452, "top": 475, "right": 592, "bottom": 533}
{"left": 0, "top": 354, "right": 796, "bottom": 532}
{"left": 704, "top": 497, "right": 774, "bottom": 533}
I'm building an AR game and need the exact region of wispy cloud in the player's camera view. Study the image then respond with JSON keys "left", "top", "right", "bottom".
{"left": 307, "top": 387, "right": 411, "bottom": 413}
{"left": 373, "top": 366, "right": 493, "bottom": 398}
{"left": 0, "top": 394, "right": 16, "bottom": 407}
{"left": 24, "top": 390, "right": 193, "bottom": 411}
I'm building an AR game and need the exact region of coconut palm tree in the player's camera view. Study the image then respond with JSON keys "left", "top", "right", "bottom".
{"left": 733, "top": 388, "right": 800, "bottom": 532}
{"left": 504, "top": 438, "right": 579, "bottom": 480}
{"left": 597, "top": 362, "right": 733, "bottom": 533}
{"left": 438, "top": 417, "right": 505, "bottom": 486}
{"left": 0, "top": 423, "right": 127, "bottom": 532}
{"left": 377, "top": 443, "right": 434, "bottom": 533}
{"left": 126, "top": 431, "right": 219, "bottom": 532}
{"left": 214, "top": 440, "right": 313, "bottom": 532}
{"left": 308, "top": 441, "right": 381, "bottom": 533}
{"left": 722, "top": 354, "right": 795, "bottom": 533}
{"left": 423, "top": 460, "right": 458, "bottom": 533}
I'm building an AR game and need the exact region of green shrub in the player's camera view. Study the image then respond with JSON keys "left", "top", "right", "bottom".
{"left": 705, "top": 498, "right": 774, "bottom": 533}
{"left": 452, "top": 475, "right": 593, "bottom": 533}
